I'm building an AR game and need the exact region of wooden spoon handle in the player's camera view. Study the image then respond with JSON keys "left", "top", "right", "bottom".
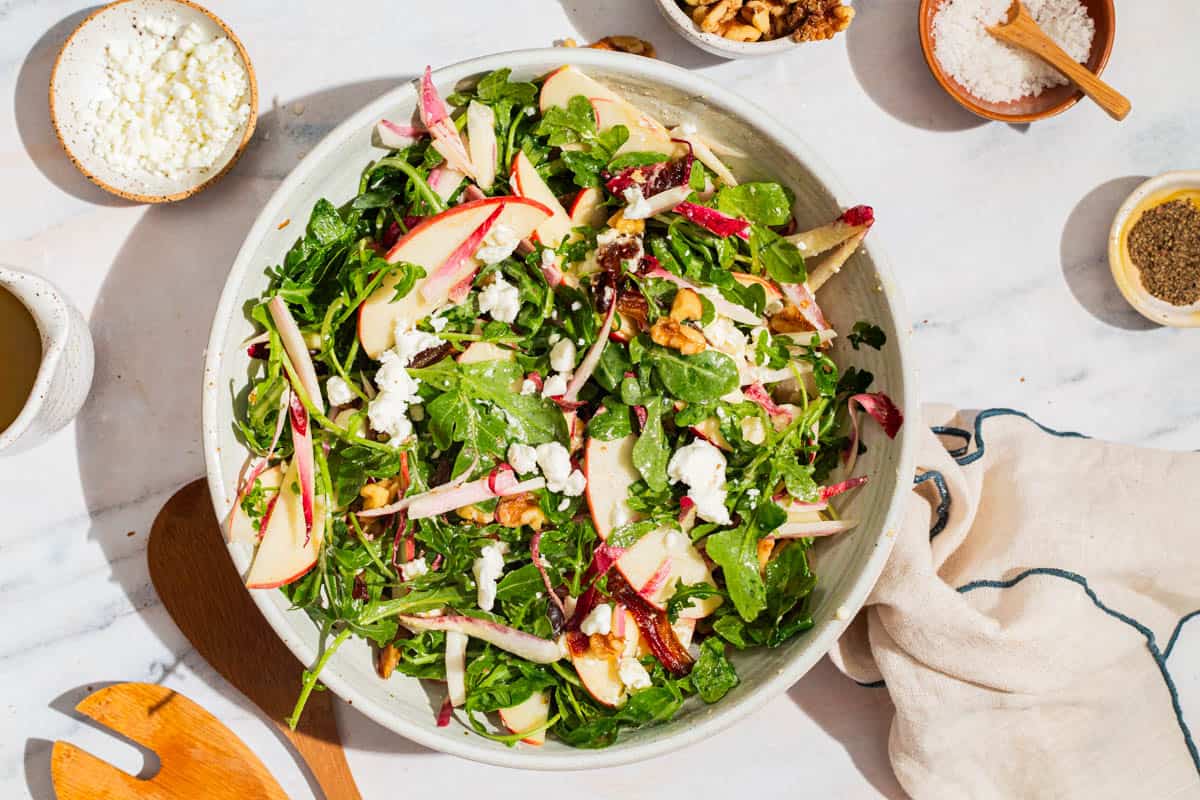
{"left": 990, "top": 15, "right": 1130, "bottom": 121}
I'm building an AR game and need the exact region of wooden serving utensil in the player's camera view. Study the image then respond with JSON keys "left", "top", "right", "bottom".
{"left": 988, "top": 0, "right": 1130, "bottom": 120}
{"left": 52, "top": 682, "right": 287, "bottom": 799}
{"left": 147, "top": 479, "right": 363, "bottom": 800}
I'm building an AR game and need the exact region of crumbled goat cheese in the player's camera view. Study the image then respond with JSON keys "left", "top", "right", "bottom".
{"left": 520, "top": 378, "right": 538, "bottom": 396}
{"left": 557, "top": 497, "right": 570, "bottom": 512}
{"left": 667, "top": 439, "right": 732, "bottom": 525}
{"left": 622, "top": 186, "right": 654, "bottom": 220}
{"left": 80, "top": 17, "right": 251, "bottom": 179}
{"left": 325, "top": 375, "right": 354, "bottom": 407}
{"left": 596, "top": 228, "right": 623, "bottom": 247}
{"left": 550, "top": 337, "right": 577, "bottom": 373}
{"left": 570, "top": 301, "right": 581, "bottom": 311}
{"left": 536, "top": 442, "right": 586, "bottom": 496}
{"left": 429, "top": 313, "right": 448, "bottom": 332}
{"left": 399, "top": 557, "right": 428, "bottom": 581}
{"left": 618, "top": 657, "right": 653, "bottom": 690}
{"left": 507, "top": 443, "right": 538, "bottom": 475}
{"left": 540, "top": 249, "right": 560, "bottom": 271}
{"left": 702, "top": 316, "right": 747, "bottom": 361}
{"left": 580, "top": 603, "right": 613, "bottom": 636}
{"left": 367, "top": 392, "right": 414, "bottom": 442}
{"left": 932, "top": 0, "right": 1094, "bottom": 103}
{"left": 392, "top": 328, "right": 442, "bottom": 365}
{"left": 741, "top": 416, "right": 767, "bottom": 445}
{"left": 542, "top": 372, "right": 569, "bottom": 398}
{"left": 472, "top": 541, "right": 508, "bottom": 612}
{"left": 374, "top": 351, "right": 422, "bottom": 401}
{"left": 475, "top": 223, "right": 521, "bottom": 265}
{"left": 477, "top": 275, "right": 521, "bottom": 323}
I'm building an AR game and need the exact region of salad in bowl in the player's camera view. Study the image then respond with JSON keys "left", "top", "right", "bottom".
{"left": 226, "top": 62, "right": 902, "bottom": 750}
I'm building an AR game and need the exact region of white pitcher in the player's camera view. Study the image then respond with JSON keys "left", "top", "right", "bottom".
{"left": 0, "top": 266, "right": 94, "bottom": 455}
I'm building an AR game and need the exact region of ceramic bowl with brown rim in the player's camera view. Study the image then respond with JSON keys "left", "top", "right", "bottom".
{"left": 50, "top": 0, "right": 257, "bottom": 203}
{"left": 918, "top": 0, "right": 1114, "bottom": 123}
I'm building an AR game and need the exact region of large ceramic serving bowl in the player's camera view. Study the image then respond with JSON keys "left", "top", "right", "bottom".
{"left": 202, "top": 49, "right": 917, "bottom": 769}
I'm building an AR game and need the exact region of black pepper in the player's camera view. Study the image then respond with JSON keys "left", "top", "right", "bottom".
{"left": 1127, "top": 198, "right": 1200, "bottom": 306}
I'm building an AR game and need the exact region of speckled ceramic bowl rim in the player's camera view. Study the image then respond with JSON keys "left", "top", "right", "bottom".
{"left": 49, "top": 0, "right": 259, "bottom": 204}
{"left": 202, "top": 48, "right": 917, "bottom": 770}
{"left": 653, "top": 0, "right": 802, "bottom": 58}
{"left": 1107, "top": 170, "right": 1200, "bottom": 327}
{"left": 0, "top": 268, "right": 70, "bottom": 451}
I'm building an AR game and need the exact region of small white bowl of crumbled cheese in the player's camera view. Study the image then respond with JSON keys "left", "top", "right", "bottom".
{"left": 50, "top": 0, "right": 257, "bottom": 203}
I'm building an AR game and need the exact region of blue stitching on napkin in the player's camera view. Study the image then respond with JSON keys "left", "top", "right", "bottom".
{"left": 959, "top": 567, "right": 1200, "bottom": 775}
{"left": 914, "top": 470, "right": 950, "bottom": 538}
{"left": 931, "top": 425, "right": 972, "bottom": 458}
{"left": 954, "top": 408, "right": 1088, "bottom": 466}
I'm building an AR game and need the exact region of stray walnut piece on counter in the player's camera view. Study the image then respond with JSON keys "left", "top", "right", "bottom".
{"left": 682, "top": 0, "right": 854, "bottom": 43}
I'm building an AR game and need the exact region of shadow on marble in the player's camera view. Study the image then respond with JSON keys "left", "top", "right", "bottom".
{"left": 557, "top": 0, "right": 724, "bottom": 70}
{"left": 14, "top": 7, "right": 135, "bottom": 207}
{"left": 337, "top": 701, "right": 441, "bottom": 756}
{"left": 1060, "top": 175, "right": 1158, "bottom": 331}
{"left": 25, "top": 681, "right": 162, "bottom": 800}
{"left": 789, "top": 657, "right": 908, "bottom": 799}
{"left": 845, "top": 0, "right": 985, "bottom": 133}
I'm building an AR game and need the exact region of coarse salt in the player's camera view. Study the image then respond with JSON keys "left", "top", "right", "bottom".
{"left": 932, "top": 0, "right": 1094, "bottom": 103}
{"left": 81, "top": 14, "right": 251, "bottom": 179}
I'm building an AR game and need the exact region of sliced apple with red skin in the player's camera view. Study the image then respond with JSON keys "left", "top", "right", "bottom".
{"left": 568, "top": 186, "right": 608, "bottom": 230}
{"left": 245, "top": 459, "right": 326, "bottom": 589}
{"left": 615, "top": 528, "right": 722, "bottom": 619}
{"left": 357, "top": 197, "right": 551, "bottom": 358}
{"left": 456, "top": 341, "right": 516, "bottom": 364}
{"left": 499, "top": 690, "right": 551, "bottom": 745}
{"left": 786, "top": 213, "right": 871, "bottom": 260}
{"left": 584, "top": 433, "right": 641, "bottom": 540}
{"left": 228, "top": 464, "right": 283, "bottom": 544}
{"left": 510, "top": 151, "right": 573, "bottom": 247}
{"left": 689, "top": 415, "right": 731, "bottom": 451}
{"left": 539, "top": 66, "right": 675, "bottom": 157}
{"left": 565, "top": 612, "right": 640, "bottom": 708}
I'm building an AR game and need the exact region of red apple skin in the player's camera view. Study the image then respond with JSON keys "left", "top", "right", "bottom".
{"left": 245, "top": 561, "right": 317, "bottom": 591}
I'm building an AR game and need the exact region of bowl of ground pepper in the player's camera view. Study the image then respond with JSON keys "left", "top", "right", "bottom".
{"left": 1109, "top": 171, "right": 1200, "bottom": 327}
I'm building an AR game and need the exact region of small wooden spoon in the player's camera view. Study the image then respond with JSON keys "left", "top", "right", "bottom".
{"left": 988, "top": 0, "right": 1130, "bottom": 120}
{"left": 52, "top": 682, "right": 288, "bottom": 799}
{"left": 147, "top": 480, "right": 363, "bottom": 800}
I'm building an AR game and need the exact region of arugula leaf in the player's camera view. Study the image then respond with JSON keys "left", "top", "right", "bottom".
{"left": 608, "top": 151, "right": 670, "bottom": 171}
{"left": 326, "top": 442, "right": 402, "bottom": 507}
{"left": 715, "top": 182, "right": 792, "bottom": 226}
{"left": 632, "top": 397, "right": 669, "bottom": 491}
{"left": 307, "top": 198, "right": 349, "bottom": 245}
{"left": 751, "top": 225, "right": 807, "bottom": 284}
{"left": 646, "top": 347, "right": 739, "bottom": 403}
{"left": 560, "top": 150, "right": 607, "bottom": 188}
{"left": 594, "top": 342, "right": 631, "bottom": 392}
{"left": 666, "top": 581, "right": 726, "bottom": 622}
{"left": 536, "top": 96, "right": 598, "bottom": 147}
{"left": 690, "top": 638, "right": 739, "bottom": 702}
{"left": 705, "top": 522, "right": 767, "bottom": 621}
{"left": 476, "top": 68, "right": 537, "bottom": 106}
{"left": 848, "top": 321, "right": 887, "bottom": 350}
{"left": 588, "top": 403, "right": 634, "bottom": 441}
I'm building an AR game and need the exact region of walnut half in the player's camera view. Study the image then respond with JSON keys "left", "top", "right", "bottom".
{"left": 650, "top": 318, "right": 707, "bottom": 355}
{"left": 496, "top": 492, "right": 547, "bottom": 530}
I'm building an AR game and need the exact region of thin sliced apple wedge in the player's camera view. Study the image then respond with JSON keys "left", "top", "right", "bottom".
{"left": 564, "top": 616, "right": 639, "bottom": 708}
{"left": 245, "top": 459, "right": 326, "bottom": 589}
{"left": 568, "top": 186, "right": 608, "bottom": 230}
{"left": 228, "top": 464, "right": 283, "bottom": 544}
{"left": 615, "top": 528, "right": 722, "bottom": 619}
{"left": 584, "top": 433, "right": 640, "bottom": 540}
{"left": 807, "top": 229, "right": 868, "bottom": 292}
{"left": 358, "top": 197, "right": 551, "bottom": 358}
{"left": 689, "top": 416, "right": 731, "bottom": 451}
{"left": 539, "top": 65, "right": 675, "bottom": 156}
{"left": 786, "top": 207, "right": 872, "bottom": 259}
{"left": 510, "top": 151, "right": 573, "bottom": 246}
{"left": 499, "top": 690, "right": 551, "bottom": 745}
{"left": 455, "top": 341, "right": 516, "bottom": 364}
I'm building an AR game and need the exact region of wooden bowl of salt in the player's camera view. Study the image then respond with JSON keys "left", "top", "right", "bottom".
{"left": 918, "top": 0, "right": 1115, "bottom": 123}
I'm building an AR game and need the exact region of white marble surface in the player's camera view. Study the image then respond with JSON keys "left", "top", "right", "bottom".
{"left": 3, "top": 1, "right": 1199, "bottom": 797}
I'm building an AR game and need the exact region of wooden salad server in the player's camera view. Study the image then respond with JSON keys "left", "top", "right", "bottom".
{"left": 51, "top": 682, "right": 287, "bottom": 799}
{"left": 147, "top": 479, "right": 363, "bottom": 800}
{"left": 988, "top": 0, "right": 1130, "bottom": 121}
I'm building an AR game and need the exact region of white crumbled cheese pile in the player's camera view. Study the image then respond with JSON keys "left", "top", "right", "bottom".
{"left": 81, "top": 15, "right": 251, "bottom": 179}
{"left": 325, "top": 375, "right": 355, "bottom": 407}
{"left": 618, "top": 657, "right": 652, "bottom": 690}
{"left": 399, "top": 557, "right": 428, "bottom": 582}
{"left": 535, "top": 442, "right": 586, "bottom": 497}
{"left": 622, "top": 186, "right": 654, "bottom": 220}
{"left": 580, "top": 602, "right": 613, "bottom": 636}
{"left": 472, "top": 541, "right": 508, "bottom": 612}
{"left": 507, "top": 442, "right": 538, "bottom": 475}
{"left": 541, "top": 372, "right": 568, "bottom": 398}
{"left": 549, "top": 336, "right": 577, "bottom": 373}
{"left": 477, "top": 274, "right": 520, "bottom": 323}
{"left": 667, "top": 439, "right": 732, "bottom": 525}
{"left": 368, "top": 328, "right": 439, "bottom": 443}
{"left": 475, "top": 224, "right": 521, "bottom": 265}
{"left": 932, "top": 0, "right": 1094, "bottom": 103}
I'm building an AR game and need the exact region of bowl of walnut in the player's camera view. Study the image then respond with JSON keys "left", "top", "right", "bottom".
{"left": 655, "top": 0, "right": 855, "bottom": 58}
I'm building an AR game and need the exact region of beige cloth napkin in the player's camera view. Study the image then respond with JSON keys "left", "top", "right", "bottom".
{"left": 830, "top": 406, "right": 1200, "bottom": 799}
